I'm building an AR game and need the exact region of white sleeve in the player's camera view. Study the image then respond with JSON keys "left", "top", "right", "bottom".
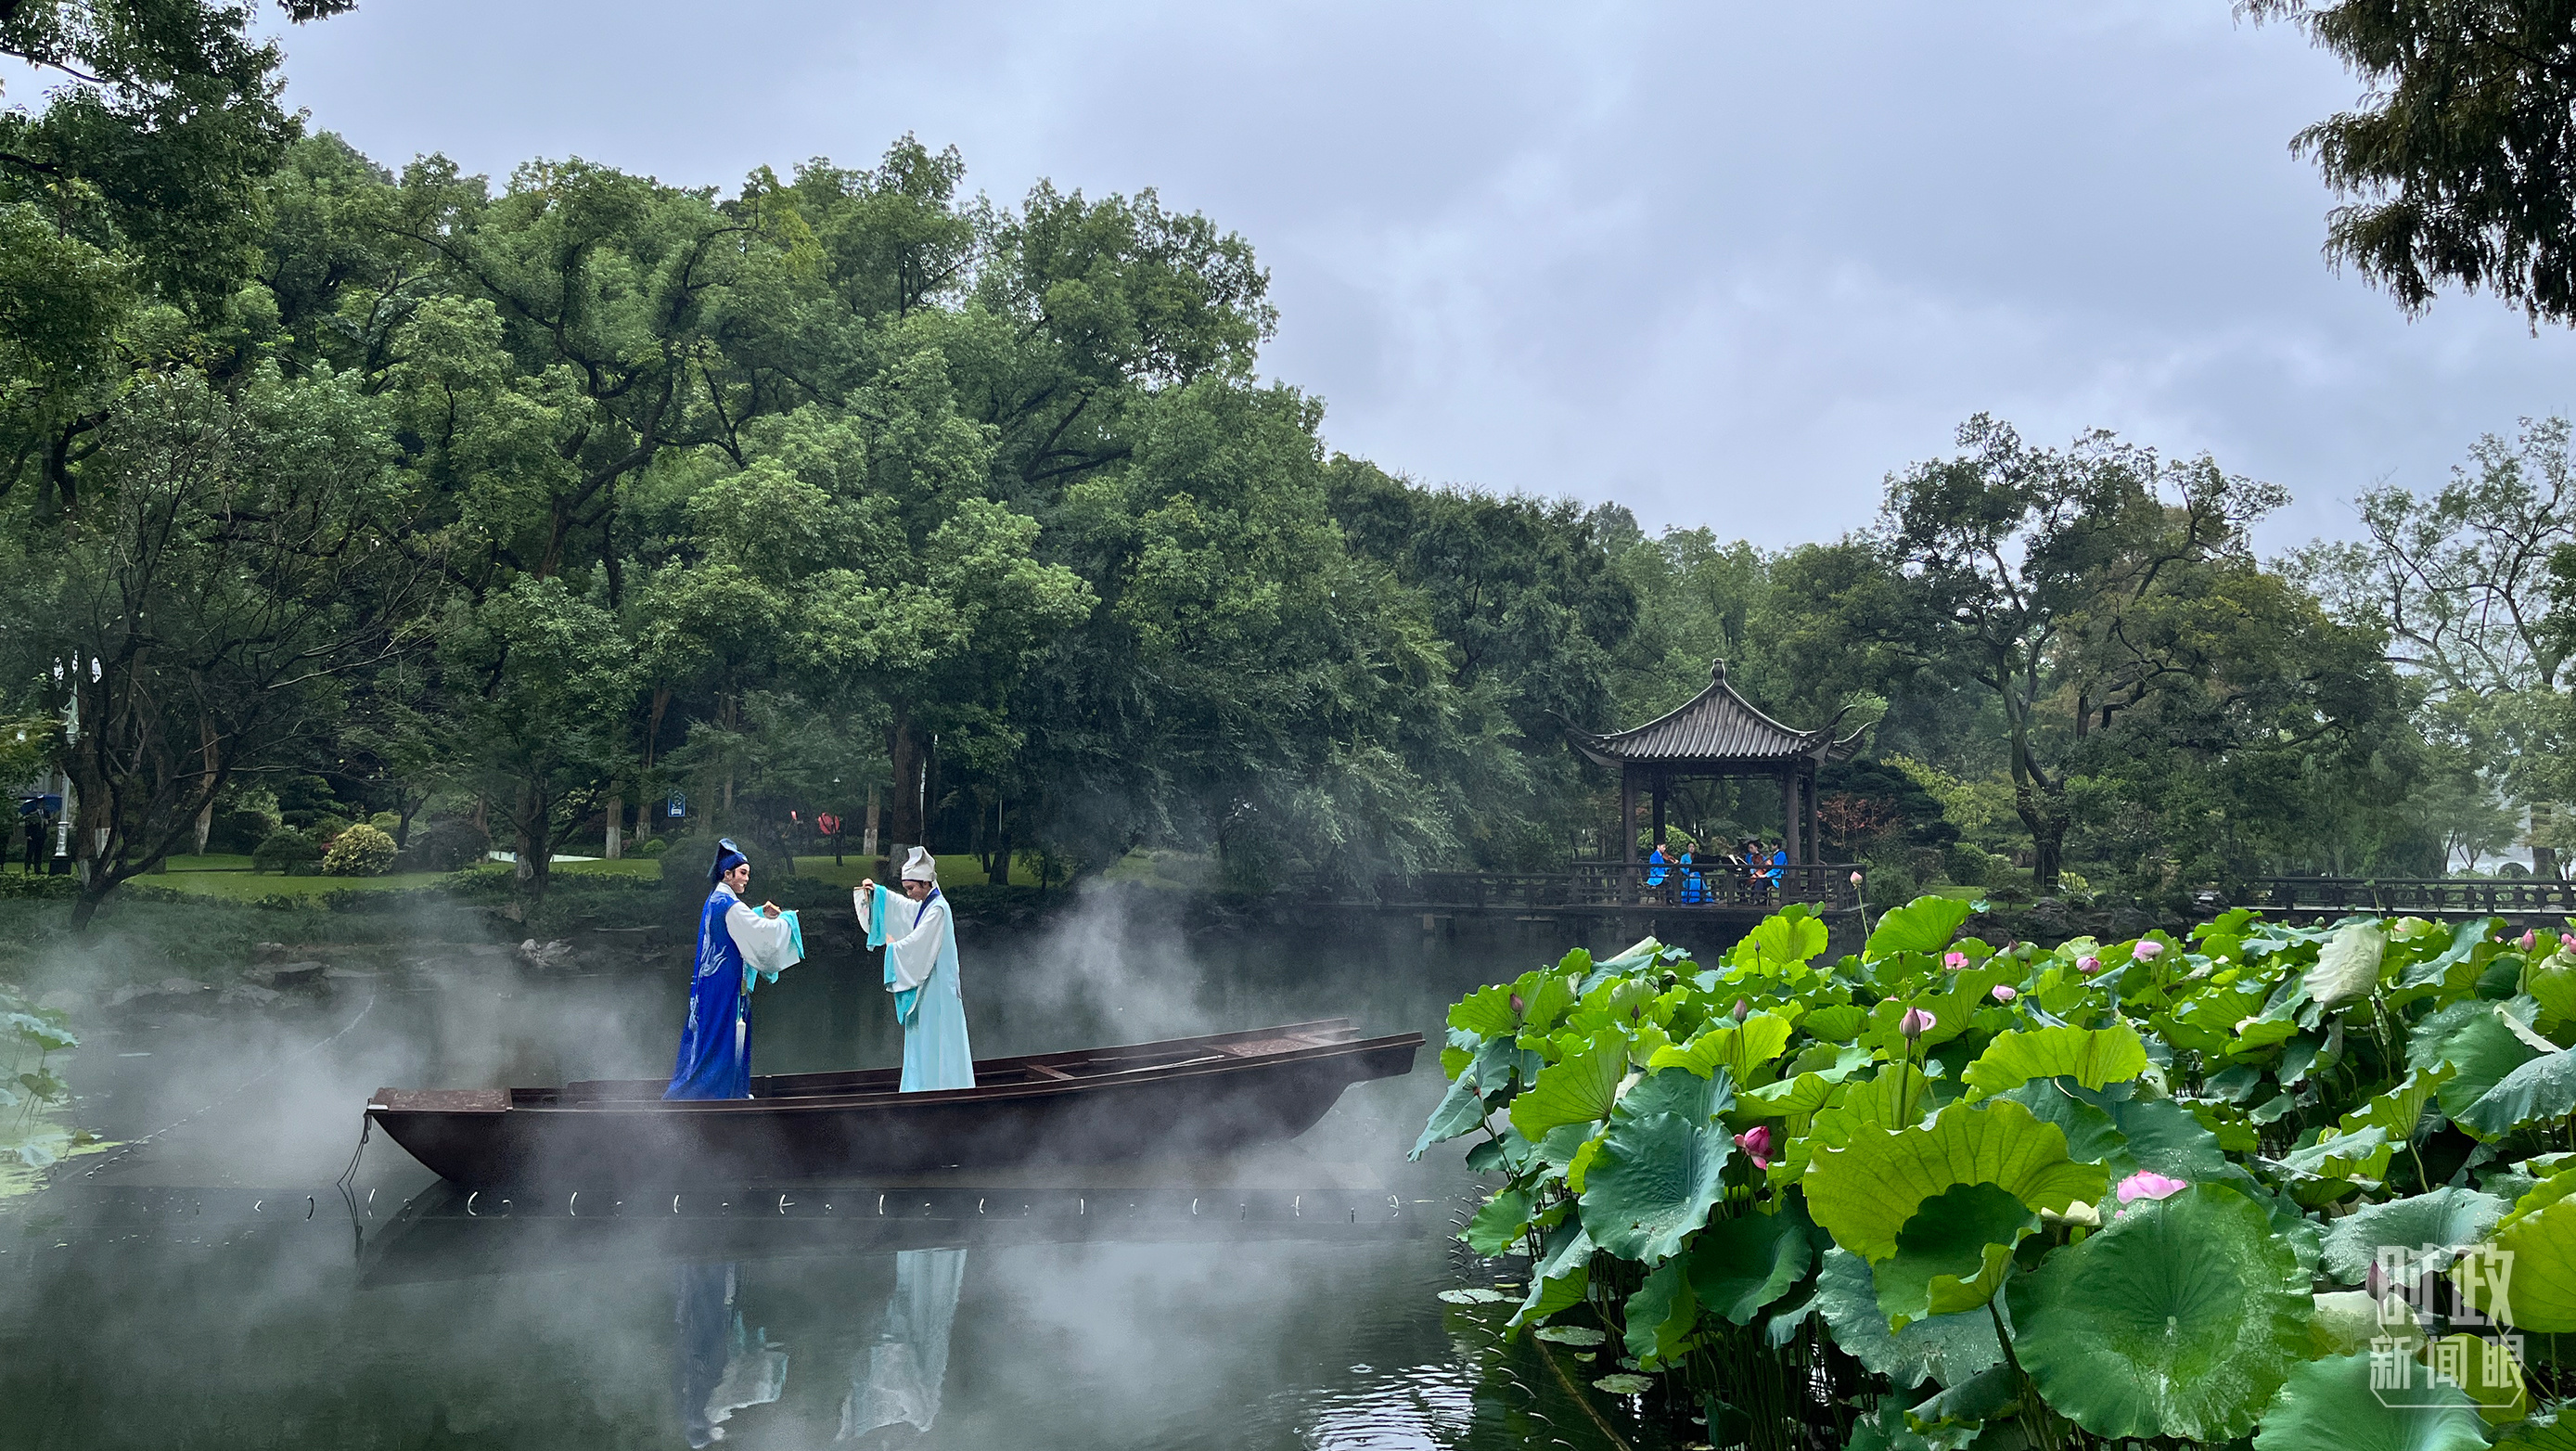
{"left": 727, "top": 899, "right": 801, "bottom": 976}
{"left": 884, "top": 897, "right": 946, "bottom": 992}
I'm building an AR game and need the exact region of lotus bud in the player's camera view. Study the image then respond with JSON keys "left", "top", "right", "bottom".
{"left": 2562, "top": 931, "right": 2576, "bottom": 953}
{"left": 2115, "top": 1170, "right": 2187, "bottom": 1203}
{"left": 1732, "top": 998, "right": 1750, "bottom": 1022}
{"left": 1991, "top": 984, "right": 2018, "bottom": 1003}
{"left": 1734, "top": 1124, "right": 1774, "bottom": 1169}
{"left": 1898, "top": 1007, "right": 1936, "bottom": 1039}
{"left": 1509, "top": 993, "right": 1525, "bottom": 1017}
{"left": 2516, "top": 930, "right": 2537, "bottom": 952}
{"left": 1942, "top": 951, "right": 1967, "bottom": 970}
{"left": 2132, "top": 939, "right": 2164, "bottom": 962}
{"left": 1851, "top": 871, "right": 1863, "bottom": 886}
{"left": 2077, "top": 955, "right": 2101, "bottom": 975}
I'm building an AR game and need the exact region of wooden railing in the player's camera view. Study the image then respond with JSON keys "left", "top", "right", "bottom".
{"left": 1346, "top": 862, "right": 1865, "bottom": 914}
{"left": 2242, "top": 878, "right": 2576, "bottom": 917}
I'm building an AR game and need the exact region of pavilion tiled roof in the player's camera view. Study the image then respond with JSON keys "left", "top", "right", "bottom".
{"left": 1570, "top": 660, "right": 1867, "bottom": 767}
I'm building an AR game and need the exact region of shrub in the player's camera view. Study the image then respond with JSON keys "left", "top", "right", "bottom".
{"left": 251, "top": 828, "right": 322, "bottom": 876}
{"left": 393, "top": 815, "right": 489, "bottom": 873}
{"left": 321, "top": 822, "right": 397, "bottom": 877}
{"left": 1862, "top": 859, "right": 1916, "bottom": 912}
{"left": 1942, "top": 842, "right": 1993, "bottom": 887}
{"left": 207, "top": 806, "right": 279, "bottom": 855}
{"left": 637, "top": 837, "right": 668, "bottom": 858}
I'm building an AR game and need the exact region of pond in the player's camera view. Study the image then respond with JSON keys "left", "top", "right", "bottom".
{"left": 0, "top": 892, "right": 1705, "bottom": 1450}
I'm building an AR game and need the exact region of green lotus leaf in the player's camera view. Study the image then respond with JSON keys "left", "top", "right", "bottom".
{"left": 1509, "top": 1223, "right": 1595, "bottom": 1329}
{"left": 2454, "top": 1047, "right": 2576, "bottom": 1141}
{"left": 2272, "top": 1125, "right": 2395, "bottom": 1186}
{"left": 1450, "top": 983, "right": 1519, "bottom": 1036}
{"left": 2530, "top": 951, "right": 2576, "bottom": 1026}
{"left": 1802, "top": 1003, "right": 1870, "bottom": 1043}
{"left": 1622, "top": 1254, "right": 1699, "bottom": 1369}
{"left": 1464, "top": 1188, "right": 1535, "bottom": 1256}
{"left": 1578, "top": 1111, "right": 1733, "bottom": 1264}
{"left": 2421, "top": 1332, "right": 2527, "bottom": 1423}
{"left": 1904, "top": 1366, "right": 2022, "bottom": 1446}
{"left": 2104, "top": 1097, "right": 2236, "bottom": 1182}
{"left": 2006, "top": 1183, "right": 2309, "bottom": 1442}
{"left": 2318, "top": 1188, "right": 2509, "bottom": 1284}
{"left": 1689, "top": 1200, "right": 1815, "bottom": 1325}
{"left": 1412, "top": 1075, "right": 1488, "bottom": 1161}
{"left": 2416, "top": 1005, "right": 2544, "bottom": 1118}
{"left": 1960, "top": 1022, "right": 2148, "bottom": 1098}
{"left": 2471, "top": 1172, "right": 2576, "bottom": 1331}
{"left": 2307, "top": 921, "right": 2388, "bottom": 1009}
{"left": 1520, "top": 971, "right": 1579, "bottom": 1035}
{"left": 1813, "top": 1247, "right": 2004, "bottom": 1391}
{"left": 2339, "top": 1063, "right": 2458, "bottom": 1143}
{"left": 1743, "top": 1070, "right": 1842, "bottom": 1127}
{"left": 1591, "top": 1373, "right": 1653, "bottom": 1395}
{"left": 1614, "top": 1064, "right": 1737, "bottom": 1125}
{"left": 1648, "top": 1013, "right": 1793, "bottom": 1081}
{"left": 2494, "top": 1413, "right": 2576, "bottom": 1451}
{"left": 2249, "top": 1348, "right": 2488, "bottom": 1451}
{"left": 1743, "top": 908, "right": 1831, "bottom": 967}
{"left": 2308, "top": 1290, "right": 2386, "bottom": 1355}
{"left": 1996, "top": 1079, "right": 2125, "bottom": 1163}
{"left": 1507, "top": 1033, "right": 1627, "bottom": 1140}
{"left": 1874, "top": 1181, "right": 2035, "bottom": 1328}
{"left": 1805, "top": 1099, "right": 2107, "bottom": 1262}
{"left": 1868, "top": 895, "right": 1979, "bottom": 956}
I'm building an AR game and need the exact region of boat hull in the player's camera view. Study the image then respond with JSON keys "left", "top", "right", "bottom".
{"left": 368, "top": 1023, "right": 1420, "bottom": 1189}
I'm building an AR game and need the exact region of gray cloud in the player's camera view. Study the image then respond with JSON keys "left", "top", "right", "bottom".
{"left": 264, "top": 0, "right": 2576, "bottom": 547}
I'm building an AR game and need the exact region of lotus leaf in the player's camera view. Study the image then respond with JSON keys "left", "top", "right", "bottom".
{"left": 1868, "top": 896, "right": 1977, "bottom": 957}
{"left": 1464, "top": 1188, "right": 1534, "bottom": 1256}
{"left": 1591, "top": 1373, "right": 1653, "bottom": 1395}
{"left": 2420, "top": 1332, "right": 2527, "bottom": 1422}
{"left": 1743, "top": 908, "right": 1830, "bottom": 967}
{"left": 1622, "top": 1255, "right": 1698, "bottom": 1368}
{"left": 2530, "top": 952, "right": 2576, "bottom": 1024}
{"left": 1904, "top": 1366, "right": 2021, "bottom": 1446}
{"left": 1578, "top": 1110, "right": 1732, "bottom": 1264}
{"left": 2416, "top": 1005, "right": 2544, "bottom": 1118}
{"left": 1450, "top": 983, "right": 1519, "bottom": 1036}
{"left": 1507, "top": 1033, "right": 1627, "bottom": 1139}
{"left": 2454, "top": 1047, "right": 2576, "bottom": 1141}
{"left": 1649, "top": 1013, "right": 1792, "bottom": 1081}
{"left": 2494, "top": 1415, "right": 2576, "bottom": 1451}
{"left": 1960, "top": 1022, "right": 2148, "bottom": 1098}
{"left": 2006, "top": 1183, "right": 2309, "bottom": 1442}
{"left": 1813, "top": 1247, "right": 2003, "bottom": 1390}
{"left": 1614, "top": 1064, "right": 1736, "bottom": 1125}
{"left": 2318, "top": 1188, "right": 2508, "bottom": 1283}
{"left": 2249, "top": 1348, "right": 2488, "bottom": 1451}
{"left": 1532, "top": 1324, "right": 1604, "bottom": 1345}
{"left": 1410, "top": 1074, "right": 1492, "bottom": 1160}
{"left": 1510, "top": 1223, "right": 1595, "bottom": 1329}
{"left": 2308, "top": 1290, "right": 2389, "bottom": 1355}
{"left": 1519, "top": 971, "right": 1579, "bottom": 1036}
{"left": 1688, "top": 1200, "right": 1814, "bottom": 1324}
{"left": 2272, "top": 1125, "right": 2395, "bottom": 1185}
{"left": 1805, "top": 1099, "right": 2105, "bottom": 1262}
{"left": 2470, "top": 1171, "right": 2576, "bottom": 1331}
{"left": 1873, "top": 1181, "right": 2035, "bottom": 1327}
{"left": 2340, "top": 1063, "right": 2458, "bottom": 1143}
{"left": 2307, "top": 922, "right": 2388, "bottom": 1009}
{"left": 1802, "top": 1003, "right": 1870, "bottom": 1043}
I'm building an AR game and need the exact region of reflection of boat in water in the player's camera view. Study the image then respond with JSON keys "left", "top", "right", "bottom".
{"left": 368, "top": 1020, "right": 1421, "bottom": 1189}
{"left": 352, "top": 1179, "right": 1430, "bottom": 1290}
{"left": 839, "top": 1249, "right": 964, "bottom": 1443}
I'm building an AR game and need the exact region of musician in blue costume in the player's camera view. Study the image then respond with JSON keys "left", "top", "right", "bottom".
{"left": 665, "top": 838, "right": 804, "bottom": 1100}
{"left": 856, "top": 847, "right": 976, "bottom": 1091}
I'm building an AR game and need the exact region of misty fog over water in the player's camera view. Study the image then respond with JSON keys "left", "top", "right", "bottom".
{"left": 0, "top": 894, "right": 1688, "bottom": 1449}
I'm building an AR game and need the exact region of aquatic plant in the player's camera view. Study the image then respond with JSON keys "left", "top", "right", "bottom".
{"left": 0, "top": 983, "right": 96, "bottom": 1190}
{"left": 1419, "top": 898, "right": 2576, "bottom": 1449}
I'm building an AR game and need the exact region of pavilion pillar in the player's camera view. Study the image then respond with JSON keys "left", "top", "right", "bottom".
{"left": 1651, "top": 771, "right": 1667, "bottom": 848}
{"left": 1804, "top": 764, "right": 1821, "bottom": 865}
{"left": 1621, "top": 765, "right": 1638, "bottom": 865}
{"left": 1779, "top": 768, "right": 1801, "bottom": 865}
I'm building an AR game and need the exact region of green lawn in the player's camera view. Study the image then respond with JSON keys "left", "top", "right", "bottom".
{"left": 789, "top": 854, "right": 998, "bottom": 888}
{"left": 143, "top": 851, "right": 663, "bottom": 899}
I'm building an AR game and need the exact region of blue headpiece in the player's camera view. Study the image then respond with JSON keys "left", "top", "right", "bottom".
{"left": 709, "top": 837, "right": 749, "bottom": 885}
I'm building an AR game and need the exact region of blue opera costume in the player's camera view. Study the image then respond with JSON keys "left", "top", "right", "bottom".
{"left": 665, "top": 842, "right": 803, "bottom": 1100}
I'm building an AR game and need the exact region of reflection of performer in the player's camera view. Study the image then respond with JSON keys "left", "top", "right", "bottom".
{"left": 666, "top": 839, "right": 804, "bottom": 1100}
{"left": 674, "top": 1263, "right": 789, "bottom": 1447}
{"left": 839, "top": 1248, "right": 968, "bottom": 1442}
{"left": 856, "top": 847, "right": 975, "bottom": 1091}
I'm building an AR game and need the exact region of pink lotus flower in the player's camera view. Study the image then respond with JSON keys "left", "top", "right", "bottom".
{"left": 2077, "top": 955, "right": 2101, "bottom": 975}
{"left": 1734, "top": 1124, "right": 1774, "bottom": 1168}
{"left": 2561, "top": 932, "right": 2576, "bottom": 953}
{"left": 2116, "top": 1170, "right": 2187, "bottom": 1203}
{"left": 1898, "top": 1007, "right": 1936, "bottom": 1039}
{"left": 1851, "top": 871, "right": 1864, "bottom": 886}
{"left": 1992, "top": 984, "right": 2018, "bottom": 1003}
{"left": 2516, "top": 930, "right": 2538, "bottom": 952}
{"left": 2132, "top": 940, "right": 2164, "bottom": 962}
{"left": 1942, "top": 951, "right": 1969, "bottom": 969}
{"left": 1732, "top": 998, "right": 1750, "bottom": 1022}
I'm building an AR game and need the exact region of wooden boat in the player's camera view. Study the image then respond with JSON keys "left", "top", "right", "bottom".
{"left": 368, "top": 1019, "right": 1421, "bottom": 1189}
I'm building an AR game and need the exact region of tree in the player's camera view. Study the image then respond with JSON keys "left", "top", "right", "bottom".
{"left": 2244, "top": 0, "right": 2576, "bottom": 324}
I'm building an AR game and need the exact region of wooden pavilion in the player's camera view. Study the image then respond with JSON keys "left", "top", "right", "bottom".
{"left": 1570, "top": 660, "right": 1868, "bottom": 867}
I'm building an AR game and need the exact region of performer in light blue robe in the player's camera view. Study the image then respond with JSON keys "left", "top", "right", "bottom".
{"left": 666, "top": 839, "right": 803, "bottom": 1101}
{"left": 857, "top": 846, "right": 975, "bottom": 1091}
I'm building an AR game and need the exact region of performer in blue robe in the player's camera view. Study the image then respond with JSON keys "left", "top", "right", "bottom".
{"left": 666, "top": 839, "right": 803, "bottom": 1101}
{"left": 1645, "top": 843, "right": 1670, "bottom": 889}
{"left": 857, "top": 847, "right": 975, "bottom": 1091}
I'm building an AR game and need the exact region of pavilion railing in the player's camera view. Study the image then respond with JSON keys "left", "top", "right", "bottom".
{"left": 1357, "top": 862, "right": 1865, "bottom": 914}
{"left": 2240, "top": 878, "right": 2576, "bottom": 917}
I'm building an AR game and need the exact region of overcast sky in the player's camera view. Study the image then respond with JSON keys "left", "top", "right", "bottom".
{"left": 255, "top": 0, "right": 2576, "bottom": 550}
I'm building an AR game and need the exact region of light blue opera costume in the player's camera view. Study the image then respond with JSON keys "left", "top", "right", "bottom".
{"left": 860, "top": 871, "right": 976, "bottom": 1092}
{"left": 665, "top": 841, "right": 804, "bottom": 1101}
